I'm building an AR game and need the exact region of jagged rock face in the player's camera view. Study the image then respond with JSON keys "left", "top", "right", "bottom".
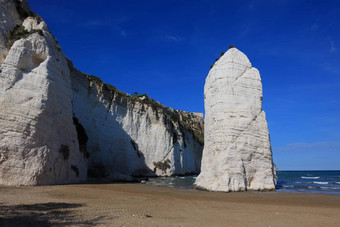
{"left": 70, "top": 66, "right": 203, "bottom": 180}
{"left": 195, "top": 48, "right": 276, "bottom": 192}
{"left": 0, "top": 0, "right": 87, "bottom": 185}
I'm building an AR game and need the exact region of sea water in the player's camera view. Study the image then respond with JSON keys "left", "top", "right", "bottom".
{"left": 146, "top": 171, "right": 340, "bottom": 194}
{"left": 276, "top": 170, "right": 340, "bottom": 194}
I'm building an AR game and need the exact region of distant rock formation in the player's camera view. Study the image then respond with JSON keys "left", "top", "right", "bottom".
{"left": 195, "top": 47, "right": 276, "bottom": 192}
{"left": 0, "top": 0, "right": 203, "bottom": 185}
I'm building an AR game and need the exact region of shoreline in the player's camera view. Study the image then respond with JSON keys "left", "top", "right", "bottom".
{"left": 0, "top": 183, "right": 339, "bottom": 226}
{"left": 145, "top": 171, "right": 340, "bottom": 195}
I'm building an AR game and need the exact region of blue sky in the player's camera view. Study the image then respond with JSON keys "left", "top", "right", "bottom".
{"left": 28, "top": 0, "right": 340, "bottom": 170}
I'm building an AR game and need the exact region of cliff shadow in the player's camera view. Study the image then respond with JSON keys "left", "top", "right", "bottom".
{"left": 85, "top": 121, "right": 156, "bottom": 181}
{"left": 0, "top": 202, "right": 103, "bottom": 226}
{"left": 74, "top": 95, "right": 155, "bottom": 181}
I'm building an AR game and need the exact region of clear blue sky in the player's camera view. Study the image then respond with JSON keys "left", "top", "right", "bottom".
{"left": 28, "top": 0, "right": 340, "bottom": 170}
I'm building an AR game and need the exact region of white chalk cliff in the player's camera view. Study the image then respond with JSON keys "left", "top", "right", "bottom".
{"left": 195, "top": 47, "right": 276, "bottom": 192}
{"left": 70, "top": 64, "right": 203, "bottom": 180}
{"left": 0, "top": 0, "right": 203, "bottom": 185}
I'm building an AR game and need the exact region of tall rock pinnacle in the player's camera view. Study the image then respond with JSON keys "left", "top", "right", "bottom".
{"left": 195, "top": 47, "right": 276, "bottom": 192}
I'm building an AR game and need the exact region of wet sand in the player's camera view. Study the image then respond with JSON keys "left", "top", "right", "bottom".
{"left": 0, "top": 183, "right": 339, "bottom": 226}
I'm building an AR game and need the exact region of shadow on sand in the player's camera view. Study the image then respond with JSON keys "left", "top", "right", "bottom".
{"left": 0, "top": 202, "right": 101, "bottom": 227}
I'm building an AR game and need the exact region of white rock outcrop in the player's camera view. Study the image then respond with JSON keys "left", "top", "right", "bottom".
{"left": 195, "top": 47, "right": 276, "bottom": 192}
{"left": 0, "top": 0, "right": 87, "bottom": 185}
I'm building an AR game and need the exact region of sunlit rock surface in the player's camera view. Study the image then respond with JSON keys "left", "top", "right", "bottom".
{"left": 195, "top": 47, "right": 276, "bottom": 192}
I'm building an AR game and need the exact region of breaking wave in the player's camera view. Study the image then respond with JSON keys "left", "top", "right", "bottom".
{"left": 313, "top": 181, "right": 328, "bottom": 185}
{"left": 301, "top": 176, "right": 320, "bottom": 179}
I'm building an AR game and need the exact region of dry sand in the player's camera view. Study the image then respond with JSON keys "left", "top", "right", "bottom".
{"left": 0, "top": 183, "right": 339, "bottom": 226}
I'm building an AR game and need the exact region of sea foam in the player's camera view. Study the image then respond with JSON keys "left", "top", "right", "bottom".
{"left": 301, "top": 176, "right": 320, "bottom": 179}
{"left": 313, "top": 181, "right": 328, "bottom": 185}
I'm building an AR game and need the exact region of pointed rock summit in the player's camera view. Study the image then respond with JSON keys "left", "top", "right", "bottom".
{"left": 195, "top": 47, "right": 276, "bottom": 192}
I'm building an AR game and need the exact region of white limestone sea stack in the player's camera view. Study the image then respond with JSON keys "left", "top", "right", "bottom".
{"left": 0, "top": 0, "right": 203, "bottom": 185}
{"left": 195, "top": 47, "right": 276, "bottom": 192}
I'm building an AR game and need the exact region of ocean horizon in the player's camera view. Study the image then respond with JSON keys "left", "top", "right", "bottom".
{"left": 146, "top": 170, "right": 340, "bottom": 194}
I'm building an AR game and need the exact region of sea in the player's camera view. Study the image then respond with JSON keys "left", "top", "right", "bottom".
{"left": 146, "top": 171, "right": 340, "bottom": 194}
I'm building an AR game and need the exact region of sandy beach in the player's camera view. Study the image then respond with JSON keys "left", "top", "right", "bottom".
{"left": 0, "top": 183, "right": 339, "bottom": 227}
